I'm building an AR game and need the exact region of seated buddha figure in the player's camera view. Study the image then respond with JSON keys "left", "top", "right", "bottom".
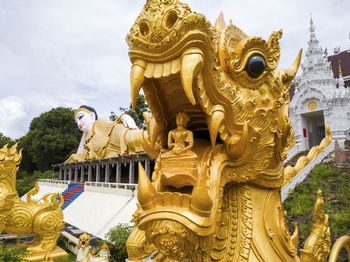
{"left": 65, "top": 105, "right": 143, "bottom": 163}
{"left": 158, "top": 112, "right": 198, "bottom": 188}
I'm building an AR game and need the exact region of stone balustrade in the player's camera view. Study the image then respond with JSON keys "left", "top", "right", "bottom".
{"left": 52, "top": 153, "right": 154, "bottom": 184}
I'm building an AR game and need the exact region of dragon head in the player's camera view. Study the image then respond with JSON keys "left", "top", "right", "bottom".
{"left": 127, "top": 0, "right": 301, "bottom": 259}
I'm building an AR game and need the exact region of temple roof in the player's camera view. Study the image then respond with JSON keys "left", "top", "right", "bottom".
{"left": 328, "top": 50, "right": 350, "bottom": 86}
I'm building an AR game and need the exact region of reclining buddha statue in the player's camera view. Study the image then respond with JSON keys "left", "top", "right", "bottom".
{"left": 65, "top": 105, "right": 144, "bottom": 163}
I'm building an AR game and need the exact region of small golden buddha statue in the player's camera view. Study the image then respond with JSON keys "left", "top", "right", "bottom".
{"left": 158, "top": 112, "right": 198, "bottom": 189}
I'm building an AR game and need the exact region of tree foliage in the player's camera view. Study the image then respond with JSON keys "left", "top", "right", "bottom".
{"left": 0, "top": 133, "right": 15, "bottom": 148}
{"left": 110, "top": 94, "right": 149, "bottom": 128}
{"left": 0, "top": 245, "right": 29, "bottom": 262}
{"left": 104, "top": 223, "right": 133, "bottom": 262}
{"left": 18, "top": 107, "right": 81, "bottom": 172}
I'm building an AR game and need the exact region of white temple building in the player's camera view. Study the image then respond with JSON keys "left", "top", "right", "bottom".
{"left": 289, "top": 18, "right": 350, "bottom": 150}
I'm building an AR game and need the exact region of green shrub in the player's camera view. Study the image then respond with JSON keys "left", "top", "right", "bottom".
{"left": 0, "top": 245, "right": 29, "bottom": 262}
{"left": 104, "top": 223, "right": 133, "bottom": 262}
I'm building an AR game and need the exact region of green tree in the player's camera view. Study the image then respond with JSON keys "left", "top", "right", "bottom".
{"left": 111, "top": 94, "right": 149, "bottom": 128}
{"left": 104, "top": 223, "right": 133, "bottom": 262}
{"left": 0, "top": 132, "right": 15, "bottom": 148}
{"left": 18, "top": 107, "right": 81, "bottom": 172}
{"left": 0, "top": 245, "right": 29, "bottom": 262}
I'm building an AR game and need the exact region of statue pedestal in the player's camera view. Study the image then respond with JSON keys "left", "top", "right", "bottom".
{"left": 25, "top": 246, "right": 69, "bottom": 261}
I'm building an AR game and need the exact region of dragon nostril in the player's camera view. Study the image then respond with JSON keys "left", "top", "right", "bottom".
{"left": 165, "top": 10, "right": 178, "bottom": 29}
{"left": 139, "top": 21, "right": 150, "bottom": 37}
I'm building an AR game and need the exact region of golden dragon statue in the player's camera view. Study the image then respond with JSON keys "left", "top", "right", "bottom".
{"left": 0, "top": 144, "right": 65, "bottom": 258}
{"left": 125, "top": 0, "right": 349, "bottom": 261}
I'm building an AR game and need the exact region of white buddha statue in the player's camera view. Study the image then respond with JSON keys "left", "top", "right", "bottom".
{"left": 65, "top": 105, "right": 143, "bottom": 163}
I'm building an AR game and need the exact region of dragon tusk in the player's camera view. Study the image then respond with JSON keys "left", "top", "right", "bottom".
{"left": 206, "top": 106, "right": 225, "bottom": 147}
{"left": 180, "top": 48, "right": 204, "bottom": 105}
{"left": 137, "top": 163, "right": 156, "bottom": 210}
{"left": 131, "top": 59, "right": 147, "bottom": 109}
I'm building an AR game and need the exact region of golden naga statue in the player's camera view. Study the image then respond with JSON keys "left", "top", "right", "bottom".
{"left": 66, "top": 105, "right": 144, "bottom": 163}
{"left": 283, "top": 123, "right": 333, "bottom": 186}
{"left": 125, "top": 1, "right": 349, "bottom": 261}
{"left": 0, "top": 144, "right": 67, "bottom": 260}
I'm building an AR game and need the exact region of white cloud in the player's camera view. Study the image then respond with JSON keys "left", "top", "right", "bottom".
{"left": 0, "top": 96, "right": 27, "bottom": 138}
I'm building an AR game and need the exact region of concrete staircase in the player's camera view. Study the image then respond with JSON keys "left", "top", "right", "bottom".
{"left": 59, "top": 184, "right": 84, "bottom": 210}
{"left": 284, "top": 150, "right": 309, "bottom": 167}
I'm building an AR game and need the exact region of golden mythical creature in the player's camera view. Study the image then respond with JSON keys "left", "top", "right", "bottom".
{"left": 125, "top": 0, "right": 349, "bottom": 261}
{"left": 0, "top": 144, "right": 66, "bottom": 259}
{"left": 76, "top": 233, "right": 110, "bottom": 262}
{"left": 66, "top": 105, "right": 144, "bottom": 163}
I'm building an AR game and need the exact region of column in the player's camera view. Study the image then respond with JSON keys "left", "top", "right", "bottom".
{"left": 68, "top": 167, "right": 73, "bottom": 181}
{"left": 74, "top": 167, "right": 79, "bottom": 182}
{"left": 80, "top": 166, "right": 84, "bottom": 183}
{"left": 63, "top": 167, "right": 67, "bottom": 181}
{"left": 59, "top": 167, "right": 63, "bottom": 180}
{"left": 96, "top": 164, "right": 100, "bottom": 182}
{"left": 88, "top": 165, "right": 92, "bottom": 182}
{"left": 116, "top": 161, "right": 121, "bottom": 183}
{"left": 145, "top": 159, "right": 150, "bottom": 178}
{"left": 105, "top": 163, "right": 110, "bottom": 183}
{"left": 129, "top": 160, "right": 134, "bottom": 184}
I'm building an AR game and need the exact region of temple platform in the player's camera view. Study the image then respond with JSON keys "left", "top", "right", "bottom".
{"left": 21, "top": 179, "right": 138, "bottom": 239}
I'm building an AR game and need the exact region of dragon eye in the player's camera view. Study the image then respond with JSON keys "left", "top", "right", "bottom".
{"left": 246, "top": 55, "right": 266, "bottom": 78}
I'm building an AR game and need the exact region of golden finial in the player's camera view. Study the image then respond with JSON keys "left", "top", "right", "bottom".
{"left": 338, "top": 60, "right": 343, "bottom": 76}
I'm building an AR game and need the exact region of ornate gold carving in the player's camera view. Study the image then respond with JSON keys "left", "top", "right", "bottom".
{"left": 77, "top": 233, "right": 110, "bottom": 261}
{"left": 300, "top": 190, "right": 330, "bottom": 262}
{"left": 0, "top": 144, "right": 66, "bottom": 259}
{"left": 307, "top": 101, "right": 317, "bottom": 111}
{"left": 125, "top": 1, "right": 347, "bottom": 261}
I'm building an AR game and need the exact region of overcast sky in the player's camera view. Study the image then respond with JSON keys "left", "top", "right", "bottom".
{"left": 0, "top": 0, "right": 349, "bottom": 139}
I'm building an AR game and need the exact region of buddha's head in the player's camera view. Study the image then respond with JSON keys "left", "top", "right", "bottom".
{"left": 176, "top": 112, "right": 190, "bottom": 128}
{"left": 74, "top": 105, "right": 98, "bottom": 133}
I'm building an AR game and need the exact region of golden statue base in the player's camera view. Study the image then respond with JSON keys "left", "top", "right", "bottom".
{"left": 25, "top": 246, "right": 69, "bottom": 262}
